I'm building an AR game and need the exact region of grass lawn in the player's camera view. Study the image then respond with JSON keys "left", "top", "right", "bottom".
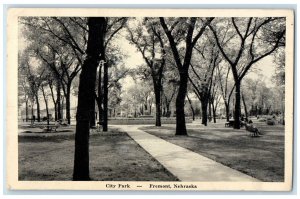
{"left": 18, "top": 127, "right": 178, "bottom": 181}
{"left": 140, "top": 121, "right": 284, "bottom": 182}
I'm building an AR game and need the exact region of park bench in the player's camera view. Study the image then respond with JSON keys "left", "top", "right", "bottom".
{"left": 225, "top": 119, "right": 234, "bottom": 127}
{"left": 225, "top": 119, "right": 245, "bottom": 127}
{"left": 245, "top": 123, "right": 261, "bottom": 137}
{"left": 35, "top": 124, "right": 60, "bottom": 132}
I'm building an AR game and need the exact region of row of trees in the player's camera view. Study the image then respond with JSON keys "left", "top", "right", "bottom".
{"left": 120, "top": 66, "right": 284, "bottom": 124}
{"left": 19, "top": 17, "right": 131, "bottom": 180}
{"left": 18, "top": 17, "right": 128, "bottom": 129}
{"left": 126, "top": 17, "right": 285, "bottom": 133}
{"left": 19, "top": 17, "right": 285, "bottom": 180}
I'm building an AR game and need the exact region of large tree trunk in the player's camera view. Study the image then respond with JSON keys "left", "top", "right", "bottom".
{"left": 144, "top": 102, "right": 148, "bottom": 113}
{"left": 96, "top": 63, "right": 103, "bottom": 125}
{"left": 155, "top": 95, "right": 161, "bottom": 126}
{"left": 141, "top": 105, "right": 144, "bottom": 115}
{"left": 35, "top": 94, "right": 40, "bottom": 122}
{"left": 31, "top": 102, "right": 34, "bottom": 119}
{"left": 25, "top": 99, "right": 28, "bottom": 122}
{"left": 54, "top": 103, "right": 57, "bottom": 121}
{"left": 90, "top": 64, "right": 103, "bottom": 127}
{"left": 102, "top": 61, "right": 108, "bottom": 132}
{"left": 95, "top": 64, "right": 103, "bottom": 125}
{"left": 65, "top": 84, "right": 71, "bottom": 124}
{"left": 212, "top": 103, "right": 217, "bottom": 123}
{"left": 234, "top": 81, "right": 241, "bottom": 129}
{"left": 41, "top": 86, "right": 50, "bottom": 129}
{"left": 186, "top": 95, "right": 195, "bottom": 121}
{"left": 57, "top": 81, "right": 62, "bottom": 120}
{"left": 89, "top": 99, "right": 96, "bottom": 127}
{"left": 73, "top": 17, "right": 106, "bottom": 181}
{"left": 149, "top": 102, "right": 152, "bottom": 115}
{"left": 208, "top": 100, "right": 212, "bottom": 122}
{"left": 96, "top": 98, "right": 103, "bottom": 124}
{"left": 61, "top": 98, "right": 64, "bottom": 120}
{"left": 51, "top": 86, "right": 57, "bottom": 121}
{"left": 166, "top": 102, "right": 171, "bottom": 118}
{"left": 153, "top": 82, "right": 162, "bottom": 126}
{"left": 201, "top": 99, "right": 208, "bottom": 126}
{"left": 162, "top": 105, "right": 166, "bottom": 117}
{"left": 225, "top": 102, "right": 230, "bottom": 122}
{"left": 49, "top": 80, "right": 57, "bottom": 121}
{"left": 242, "top": 93, "right": 248, "bottom": 120}
{"left": 175, "top": 71, "right": 188, "bottom": 136}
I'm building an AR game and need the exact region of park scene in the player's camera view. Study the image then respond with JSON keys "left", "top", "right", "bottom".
{"left": 18, "top": 16, "right": 286, "bottom": 182}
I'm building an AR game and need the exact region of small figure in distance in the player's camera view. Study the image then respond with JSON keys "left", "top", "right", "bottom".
{"left": 245, "top": 120, "right": 261, "bottom": 137}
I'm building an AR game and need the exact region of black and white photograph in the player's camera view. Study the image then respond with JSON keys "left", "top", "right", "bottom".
{"left": 6, "top": 8, "right": 294, "bottom": 191}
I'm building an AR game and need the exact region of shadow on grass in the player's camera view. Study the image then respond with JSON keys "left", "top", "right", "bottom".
{"left": 18, "top": 128, "right": 178, "bottom": 181}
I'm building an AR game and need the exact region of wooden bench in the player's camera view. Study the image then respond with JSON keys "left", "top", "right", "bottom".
{"left": 36, "top": 124, "right": 60, "bottom": 132}
{"left": 225, "top": 120, "right": 246, "bottom": 127}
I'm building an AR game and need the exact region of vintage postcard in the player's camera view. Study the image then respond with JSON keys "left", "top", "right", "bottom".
{"left": 6, "top": 8, "right": 294, "bottom": 191}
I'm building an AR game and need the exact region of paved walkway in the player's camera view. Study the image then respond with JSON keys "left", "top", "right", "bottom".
{"left": 112, "top": 125, "right": 260, "bottom": 182}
